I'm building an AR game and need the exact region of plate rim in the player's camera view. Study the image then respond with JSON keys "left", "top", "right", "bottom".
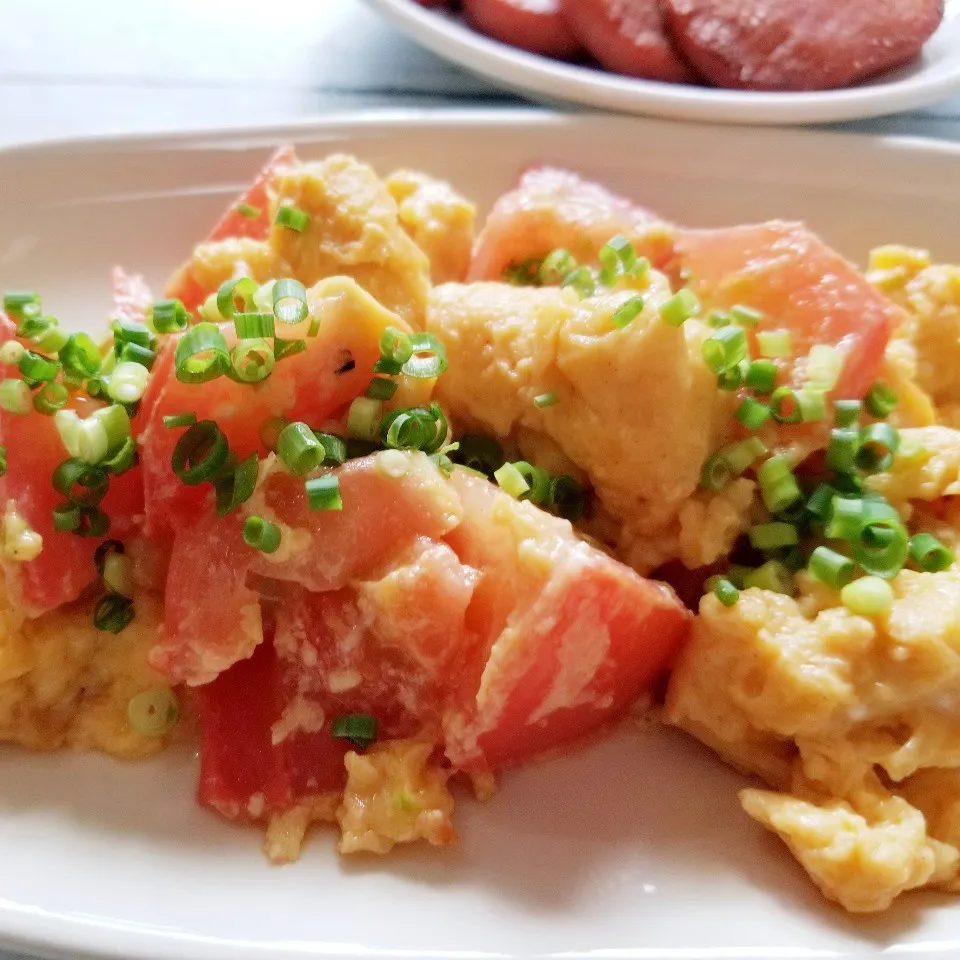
{"left": 362, "top": 0, "right": 960, "bottom": 125}
{"left": 3, "top": 109, "right": 960, "bottom": 960}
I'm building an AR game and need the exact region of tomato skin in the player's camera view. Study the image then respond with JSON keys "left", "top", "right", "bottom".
{"left": 676, "top": 221, "right": 897, "bottom": 399}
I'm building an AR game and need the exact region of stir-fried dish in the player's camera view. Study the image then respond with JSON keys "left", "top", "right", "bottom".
{"left": 3, "top": 149, "right": 960, "bottom": 915}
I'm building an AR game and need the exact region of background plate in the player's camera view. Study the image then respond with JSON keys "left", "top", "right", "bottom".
{"left": 364, "top": 0, "right": 960, "bottom": 125}
{"left": 2, "top": 111, "right": 960, "bottom": 960}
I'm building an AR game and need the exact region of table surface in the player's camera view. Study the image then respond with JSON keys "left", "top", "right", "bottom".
{"left": 2, "top": 1, "right": 960, "bottom": 958}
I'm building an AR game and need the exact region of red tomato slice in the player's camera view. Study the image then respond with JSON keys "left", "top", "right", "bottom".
{"left": 165, "top": 146, "right": 298, "bottom": 312}
{"left": 140, "top": 277, "right": 402, "bottom": 539}
{"left": 676, "top": 221, "right": 898, "bottom": 399}
{"left": 151, "top": 452, "right": 464, "bottom": 686}
{"left": 469, "top": 165, "right": 675, "bottom": 282}
{"left": 442, "top": 469, "right": 691, "bottom": 771}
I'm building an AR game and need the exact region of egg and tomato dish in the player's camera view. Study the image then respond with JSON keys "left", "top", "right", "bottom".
{"left": 2, "top": 148, "right": 960, "bottom": 915}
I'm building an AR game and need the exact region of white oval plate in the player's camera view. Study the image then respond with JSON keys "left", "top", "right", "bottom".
{"left": 364, "top": 0, "right": 960, "bottom": 124}
{"left": 3, "top": 111, "right": 960, "bottom": 960}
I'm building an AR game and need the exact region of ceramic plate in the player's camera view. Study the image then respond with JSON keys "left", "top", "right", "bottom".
{"left": 364, "top": 0, "right": 960, "bottom": 124}
{"left": 2, "top": 111, "right": 960, "bottom": 960}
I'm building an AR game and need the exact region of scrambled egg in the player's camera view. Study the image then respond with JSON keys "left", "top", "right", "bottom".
{"left": 0, "top": 587, "right": 174, "bottom": 758}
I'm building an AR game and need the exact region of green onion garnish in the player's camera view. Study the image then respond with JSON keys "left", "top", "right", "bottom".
{"left": 710, "top": 577, "right": 739, "bottom": 607}
{"left": 717, "top": 361, "right": 746, "bottom": 392}
{"left": 452, "top": 434, "right": 504, "bottom": 477}
{"left": 365, "top": 377, "right": 398, "bottom": 401}
{"left": 827, "top": 427, "right": 860, "bottom": 474}
{"left": 0, "top": 340, "right": 24, "bottom": 366}
{"left": 35, "top": 325, "right": 69, "bottom": 353}
{"left": 305, "top": 474, "right": 342, "bottom": 511}
{"left": 735, "top": 397, "right": 770, "bottom": 430}
{"left": 865, "top": 381, "right": 898, "bottom": 419}
{"left": 748, "top": 522, "right": 799, "bottom": 551}
{"left": 702, "top": 326, "right": 747, "bottom": 374}
{"left": 402, "top": 332, "right": 448, "bottom": 379}
{"left": 101, "top": 437, "right": 137, "bottom": 475}
{"left": 57, "top": 333, "right": 100, "bottom": 379}
{"left": 0, "top": 446, "right": 6, "bottom": 477}
{"left": 745, "top": 359, "right": 777, "bottom": 395}
{"left": 0, "top": 378, "right": 32, "bottom": 415}
{"left": 722, "top": 436, "right": 768, "bottom": 475}
{"left": 117, "top": 341, "right": 156, "bottom": 369}
{"left": 3, "top": 291, "right": 40, "bottom": 319}
{"left": 163, "top": 412, "right": 197, "bottom": 429}
{"left": 707, "top": 311, "right": 731, "bottom": 329}
{"left": 277, "top": 422, "right": 324, "bottom": 475}
{"left": 242, "top": 515, "right": 281, "bottom": 553}
{"left": 834, "top": 400, "right": 861, "bottom": 428}
{"left": 347, "top": 397, "right": 383, "bottom": 442}
{"left": 174, "top": 323, "right": 230, "bottom": 384}
{"left": 770, "top": 386, "right": 801, "bottom": 424}
{"left": 230, "top": 339, "right": 275, "bottom": 384}
{"left": 841, "top": 576, "right": 894, "bottom": 616}
{"left": 73, "top": 505, "right": 110, "bottom": 538}
{"left": 52, "top": 502, "right": 80, "bottom": 532}
{"left": 17, "top": 312, "right": 51, "bottom": 341}
{"left": 274, "top": 338, "right": 306, "bottom": 362}
{"left": 852, "top": 515, "right": 908, "bottom": 579}
{"left": 274, "top": 204, "right": 310, "bottom": 232}
{"left": 730, "top": 304, "right": 762, "bottom": 328}
{"left": 511, "top": 461, "right": 550, "bottom": 504}
{"left": 756, "top": 329, "right": 792, "bottom": 359}
{"left": 537, "top": 249, "right": 577, "bottom": 286}
{"left": 94, "top": 594, "right": 135, "bottom": 633}
{"left": 909, "top": 533, "right": 954, "bottom": 573}
{"left": 598, "top": 235, "right": 637, "bottom": 286}
{"left": 235, "top": 203, "right": 261, "bottom": 219}
{"left": 534, "top": 392, "right": 559, "bottom": 409}
{"left": 659, "top": 289, "right": 700, "bottom": 327}
{"left": 314, "top": 432, "right": 347, "bottom": 466}
{"left": 503, "top": 258, "right": 542, "bottom": 286}
{"left": 494, "top": 462, "right": 530, "bottom": 500}
{"left": 32, "top": 381, "right": 69, "bottom": 415}
{"left": 19, "top": 350, "right": 59, "bottom": 384}
{"left": 797, "top": 387, "right": 827, "bottom": 423}
{"left": 52, "top": 458, "right": 109, "bottom": 506}
{"left": 561, "top": 266, "right": 596, "bottom": 299}
{"left": 94, "top": 539, "right": 124, "bottom": 577}
{"left": 379, "top": 326, "right": 414, "bottom": 367}
{"left": 215, "top": 453, "right": 258, "bottom": 517}
{"left": 806, "top": 482, "right": 839, "bottom": 520}
{"left": 106, "top": 361, "right": 149, "bottom": 404}
{"left": 216, "top": 277, "right": 258, "bottom": 319}
{"left": 381, "top": 404, "right": 447, "bottom": 454}
{"left": 757, "top": 455, "right": 801, "bottom": 513}
{"left": 808, "top": 546, "right": 855, "bottom": 589}
{"left": 127, "top": 686, "right": 179, "bottom": 736}
{"left": 151, "top": 298, "right": 190, "bottom": 334}
{"left": 743, "top": 560, "right": 795, "bottom": 595}
{"left": 700, "top": 453, "right": 733, "bottom": 492}
{"left": 272, "top": 278, "right": 308, "bottom": 325}
{"left": 547, "top": 474, "right": 586, "bottom": 522}
{"left": 806, "top": 344, "right": 843, "bottom": 390}
{"left": 855, "top": 422, "right": 899, "bottom": 474}
{"left": 171, "top": 420, "right": 229, "bottom": 486}
{"left": 330, "top": 712, "right": 378, "bottom": 751}
{"left": 612, "top": 295, "right": 644, "bottom": 329}
{"left": 233, "top": 312, "right": 275, "bottom": 340}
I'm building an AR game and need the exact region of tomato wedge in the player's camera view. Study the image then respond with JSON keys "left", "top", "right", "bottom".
{"left": 676, "top": 221, "right": 899, "bottom": 399}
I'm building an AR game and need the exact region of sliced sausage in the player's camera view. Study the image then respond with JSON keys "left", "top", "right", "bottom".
{"left": 660, "top": 0, "right": 945, "bottom": 91}
{"left": 559, "top": 0, "right": 696, "bottom": 83}
{"left": 463, "top": 0, "right": 583, "bottom": 60}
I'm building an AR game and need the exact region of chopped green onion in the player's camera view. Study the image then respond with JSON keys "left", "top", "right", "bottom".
{"left": 757, "top": 455, "right": 801, "bottom": 513}
{"left": 717, "top": 361, "right": 746, "bottom": 392}
{"left": 163, "top": 412, "right": 197, "bottom": 429}
{"left": 216, "top": 278, "right": 258, "bottom": 319}
{"left": 748, "top": 522, "right": 799, "bottom": 551}
{"left": 215, "top": 453, "right": 259, "bottom": 517}
{"left": 612, "top": 295, "right": 644, "bottom": 329}
{"left": 277, "top": 422, "right": 324, "bottom": 475}
{"left": 770, "top": 386, "right": 802, "bottom": 424}
{"left": 16, "top": 312, "right": 51, "bottom": 341}
{"left": 537, "top": 249, "right": 577, "bottom": 286}
{"left": 834, "top": 400, "right": 861, "bottom": 428}
{"left": 659, "top": 289, "right": 700, "bottom": 327}
{"left": 722, "top": 436, "right": 768, "bottom": 475}
{"left": 33, "top": 325, "right": 68, "bottom": 353}
{"left": 330, "top": 713, "right": 378, "bottom": 751}
{"left": 852, "top": 514, "right": 908, "bottom": 579}
{"left": 274, "top": 338, "right": 306, "bottom": 362}
{"left": 117, "top": 341, "right": 156, "bottom": 369}
{"left": 711, "top": 577, "right": 740, "bottom": 607}
{"left": 94, "top": 540, "right": 124, "bottom": 577}
{"left": 534, "top": 392, "right": 559, "bottom": 409}
{"left": 174, "top": 322, "right": 230, "bottom": 384}
{"left": 230, "top": 339, "right": 275, "bottom": 384}
{"left": 94, "top": 594, "right": 135, "bottom": 633}
{"left": 797, "top": 387, "right": 827, "bottom": 423}
{"left": 452, "top": 434, "right": 504, "bottom": 477}
{"left": 402, "top": 332, "right": 448, "bottom": 379}
{"left": 151, "top": 298, "right": 190, "bottom": 334}
{"left": 107, "top": 361, "right": 149, "bottom": 404}
{"left": 561, "top": 266, "right": 596, "bottom": 299}
{"left": 171, "top": 420, "right": 229, "bottom": 486}
{"left": 702, "top": 326, "right": 748, "bottom": 374}
{"left": 52, "top": 458, "right": 109, "bottom": 506}
{"left": 52, "top": 502, "right": 80, "bottom": 532}
{"left": 0, "top": 340, "right": 24, "bottom": 366}
{"left": 235, "top": 203, "right": 261, "bottom": 219}
{"left": 756, "top": 329, "right": 792, "bottom": 358}
{"left": 909, "top": 533, "right": 955, "bottom": 573}
{"left": 381, "top": 405, "right": 447, "bottom": 453}
{"left": 200, "top": 293, "right": 223, "bottom": 323}
{"left": 365, "top": 377, "right": 398, "bottom": 401}
{"left": 865, "top": 381, "right": 898, "bottom": 419}
{"left": 511, "top": 461, "right": 550, "bottom": 504}
{"left": 32, "top": 381, "right": 68, "bottom": 415}
{"left": 272, "top": 278, "right": 308, "bottom": 325}
{"left": 126, "top": 686, "right": 179, "bottom": 736}
{"left": 827, "top": 427, "right": 860, "bottom": 474}
{"left": 700, "top": 453, "right": 733, "bottom": 492}
{"left": 826, "top": 495, "right": 870, "bottom": 540}
{"left": 0, "top": 446, "right": 6, "bottom": 477}
{"left": 600, "top": 235, "right": 638, "bottom": 282}
{"left": 1, "top": 378, "right": 33, "bottom": 415}
{"left": 855, "top": 422, "right": 899, "bottom": 474}
{"left": 806, "top": 345, "right": 843, "bottom": 390}
{"left": 274, "top": 204, "right": 310, "bottom": 232}
{"left": 379, "top": 327, "right": 414, "bottom": 366}
{"left": 233, "top": 312, "right": 275, "bottom": 339}
{"left": 305, "top": 474, "right": 342, "bottom": 511}
{"left": 841, "top": 576, "right": 894, "bottom": 616}
{"left": 743, "top": 560, "right": 795, "bottom": 595}
{"left": 3, "top": 291, "right": 40, "bottom": 319}
{"left": 503, "top": 258, "right": 542, "bottom": 286}
{"left": 314, "top": 432, "right": 347, "bottom": 466}
{"left": 101, "top": 437, "right": 137, "bottom": 475}
{"left": 707, "top": 310, "right": 731, "bottom": 328}
{"left": 547, "top": 474, "right": 585, "bottom": 522}
{"left": 103, "top": 551, "right": 133, "bottom": 598}
{"left": 18, "top": 350, "right": 59, "bottom": 383}
{"left": 808, "top": 546, "right": 855, "bottom": 589}
{"left": 347, "top": 397, "right": 383, "bottom": 442}
{"left": 806, "top": 482, "right": 839, "bottom": 520}
{"left": 745, "top": 359, "right": 777, "bottom": 395}
{"left": 243, "top": 515, "right": 281, "bottom": 553}
{"left": 494, "top": 462, "right": 530, "bottom": 500}
{"left": 112, "top": 319, "right": 154, "bottom": 352}
{"left": 73, "top": 505, "right": 110, "bottom": 538}
{"left": 730, "top": 304, "right": 762, "bottom": 328}
{"left": 735, "top": 396, "right": 771, "bottom": 430}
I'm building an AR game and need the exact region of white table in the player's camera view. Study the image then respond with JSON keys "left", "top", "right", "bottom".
{"left": 1, "top": 2, "right": 959, "bottom": 958}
